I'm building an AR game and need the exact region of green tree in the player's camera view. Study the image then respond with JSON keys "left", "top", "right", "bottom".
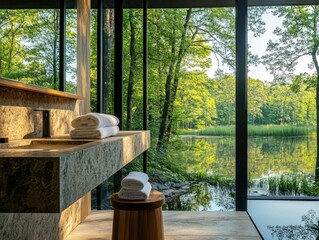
{"left": 152, "top": 8, "right": 236, "bottom": 150}
{"left": 266, "top": 85, "right": 295, "bottom": 125}
{"left": 0, "top": 10, "right": 36, "bottom": 79}
{"left": 290, "top": 73, "right": 316, "bottom": 125}
{"left": 174, "top": 71, "right": 217, "bottom": 129}
{"left": 214, "top": 74, "right": 236, "bottom": 126}
{"left": 248, "top": 77, "right": 268, "bottom": 125}
{"left": 103, "top": 9, "right": 114, "bottom": 113}
{"left": 262, "top": 5, "right": 319, "bottom": 180}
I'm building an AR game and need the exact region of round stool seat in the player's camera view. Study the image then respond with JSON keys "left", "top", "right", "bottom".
{"left": 111, "top": 190, "right": 165, "bottom": 240}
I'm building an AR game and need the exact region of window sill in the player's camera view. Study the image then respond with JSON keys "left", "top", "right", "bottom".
{"left": 0, "top": 78, "right": 84, "bottom": 100}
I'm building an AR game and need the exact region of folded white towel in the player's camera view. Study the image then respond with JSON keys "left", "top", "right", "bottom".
{"left": 71, "top": 113, "right": 119, "bottom": 129}
{"left": 119, "top": 182, "right": 152, "bottom": 200}
{"left": 121, "top": 171, "right": 149, "bottom": 191}
{"left": 70, "top": 126, "right": 119, "bottom": 139}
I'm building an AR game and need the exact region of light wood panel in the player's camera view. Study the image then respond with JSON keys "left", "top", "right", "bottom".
{"left": 0, "top": 78, "right": 83, "bottom": 99}
{"left": 81, "top": 192, "right": 92, "bottom": 222}
{"left": 77, "top": 0, "right": 91, "bottom": 114}
{"left": 67, "top": 211, "right": 262, "bottom": 240}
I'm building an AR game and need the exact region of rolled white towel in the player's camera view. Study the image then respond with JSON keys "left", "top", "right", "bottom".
{"left": 71, "top": 113, "right": 119, "bottom": 129}
{"left": 70, "top": 126, "right": 119, "bottom": 139}
{"left": 119, "top": 182, "right": 152, "bottom": 200}
{"left": 121, "top": 171, "right": 149, "bottom": 191}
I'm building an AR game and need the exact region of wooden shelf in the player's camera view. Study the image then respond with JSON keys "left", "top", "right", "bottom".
{"left": 0, "top": 78, "right": 84, "bottom": 100}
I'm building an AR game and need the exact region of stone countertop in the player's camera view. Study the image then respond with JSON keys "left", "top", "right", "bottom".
{"left": 0, "top": 131, "right": 148, "bottom": 157}
{"left": 0, "top": 130, "right": 150, "bottom": 213}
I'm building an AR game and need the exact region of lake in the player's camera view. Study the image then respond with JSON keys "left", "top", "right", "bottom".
{"left": 164, "top": 135, "right": 319, "bottom": 239}
{"left": 173, "top": 135, "right": 317, "bottom": 188}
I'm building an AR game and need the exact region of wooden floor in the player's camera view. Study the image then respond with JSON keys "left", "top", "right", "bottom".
{"left": 66, "top": 211, "right": 262, "bottom": 240}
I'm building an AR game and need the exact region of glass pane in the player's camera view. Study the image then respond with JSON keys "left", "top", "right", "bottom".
{"left": 118, "top": 7, "right": 236, "bottom": 211}
{"left": 90, "top": 7, "right": 115, "bottom": 209}
{"left": 66, "top": 9, "right": 77, "bottom": 94}
{"left": 123, "top": 8, "right": 143, "bottom": 131}
{"left": 247, "top": 5, "right": 319, "bottom": 239}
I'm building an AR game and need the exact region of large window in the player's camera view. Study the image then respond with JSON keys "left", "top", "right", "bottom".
{"left": 247, "top": 5, "right": 319, "bottom": 239}
{"left": 1, "top": 1, "right": 319, "bottom": 238}
{"left": 116, "top": 7, "right": 238, "bottom": 211}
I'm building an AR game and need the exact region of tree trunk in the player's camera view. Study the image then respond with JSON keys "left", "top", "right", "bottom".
{"left": 126, "top": 11, "right": 136, "bottom": 130}
{"left": 148, "top": 106, "right": 154, "bottom": 126}
{"left": 157, "top": 55, "right": 175, "bottom": 150}
{"left": 103, "top": 9, "right": 114, "bottom": 113}
{"left": 228, "top": 99, "right": 231, "bottom": 126}
{"left": 8, "top": 25, "right": 14, "bottom": 71}
{"left": 53, "top": 10, "right": 59, "bottom": 88}
{"left": 156, "top": 13, "right": 178, "bottom": 150}
{"left": 157, "top": 9, "right": 192, "bottom": 150}
{"left": 315, "top": 74, "right": 319, "bottom": 182}
{"left": 312, "top": 50, "right": 319, "bottom": 182}
{"left": 165, "top": 9, "right": 193, "bottom": 143}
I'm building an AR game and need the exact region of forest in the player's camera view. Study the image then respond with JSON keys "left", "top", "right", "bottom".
{"left": 1, "top": 6, "right": 319, "bottom": 192}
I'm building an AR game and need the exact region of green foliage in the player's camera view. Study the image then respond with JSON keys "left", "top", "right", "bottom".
{"left": 263, "top": 6, "right": 319, "bottom": 84}
{"left": 301, "top": 179, "right": 319, "bottom": 197}
{"left": 179, "top": 125, "right": 316, "bottom": 136}
{"left": 248, "top": 125, "right": 316, "bottom": 136}
{"left": 174, "top": 71, "right": 217, "bottom": 129}
{"left": 265, "top": 173, "right": 319, "bottom": 196}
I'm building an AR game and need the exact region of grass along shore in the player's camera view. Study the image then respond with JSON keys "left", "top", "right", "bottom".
{"left": 178, "top": 125, "right": 316, "bottom": 137}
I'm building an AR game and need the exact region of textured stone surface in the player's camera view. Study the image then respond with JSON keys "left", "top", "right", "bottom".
{"left": 0, "top": 157, "right": 59, "bottom": 213}
{"left": 0, "top": 131, "right": 150, "bottom": 213}
{"left": 0, "top": 85, "right": 80, "bottom": 140}
{"left": 60, "top": 131, "right": 150, "bottom": 210}
{"left": 0, "top": 212, "right": 60, "bottom": 240}
{"left": 0, "top": 131, "right": 150, "bottom": 240}
{"left": 0, "top": 193, "right": 90, "bottom": 240}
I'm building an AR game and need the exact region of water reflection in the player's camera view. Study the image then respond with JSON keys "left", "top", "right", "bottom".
{"left": 267, "top": 209, "right": 319, "bottom": 240}
{"left": 176, "top": 135, "right": 316, "bottom": 180}
{"left": 161, "top": 182, "right": 235, "bottom": 211}
{"left": 173, "top": 135, "right": 317, "bottom": 198}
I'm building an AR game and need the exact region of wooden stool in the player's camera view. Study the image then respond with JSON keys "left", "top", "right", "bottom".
{"left": 110, "top": 190, "right": 165, "bottom": 240}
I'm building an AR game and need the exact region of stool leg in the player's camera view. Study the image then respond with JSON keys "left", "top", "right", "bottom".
{"left": 112, "top": 210, "right": 120, "bottom": 240}
{"left": 112, "top": 208, "right": 164, "bottom": 240}
{"left": 146, "top": 207, "right": 164, "bottom": 240}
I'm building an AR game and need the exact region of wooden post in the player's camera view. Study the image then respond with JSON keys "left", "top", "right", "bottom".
{"left": 77, "top": 0, "right": 91, "bottom": 114}
{"left": 76, "top": 0, "right": 91, "bottom": 221}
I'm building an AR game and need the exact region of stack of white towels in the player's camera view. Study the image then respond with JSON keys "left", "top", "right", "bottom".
{"left": 70, "top": 113, "right": 120, "bottom": 139}
{"left": 119, "top": 171, "right": 152, "bottom": 200}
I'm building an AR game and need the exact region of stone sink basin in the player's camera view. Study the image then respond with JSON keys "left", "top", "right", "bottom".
{"left": 0, "top": 138, "right": 95, "bottom": 152}
{"left": 4, "top": 139, "right": 93, "bottom": 150}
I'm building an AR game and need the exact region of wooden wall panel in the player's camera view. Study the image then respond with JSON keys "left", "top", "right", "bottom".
{"left": 77, "top": 0, "right": 91, "bottom": 114}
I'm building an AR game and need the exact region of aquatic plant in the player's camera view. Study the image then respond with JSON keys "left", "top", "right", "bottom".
{"left": 179, "top": 125, "right": 316, "bottom": 137}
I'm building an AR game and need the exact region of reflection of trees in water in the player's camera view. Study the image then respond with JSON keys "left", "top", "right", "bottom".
{"left": 267, "top": 210, "right": 319, "bottom": 240}
{"left": 208, "top": 183, "right": 235, "bottom": 210}
{"left": 176, "top": 136, "right": 316, "bottom": 189}
{"left": 163, "top": 182, "right": 212, "bottom": 210}
{"left": 163, "top": 182, "right": 235, "bottom": 211}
